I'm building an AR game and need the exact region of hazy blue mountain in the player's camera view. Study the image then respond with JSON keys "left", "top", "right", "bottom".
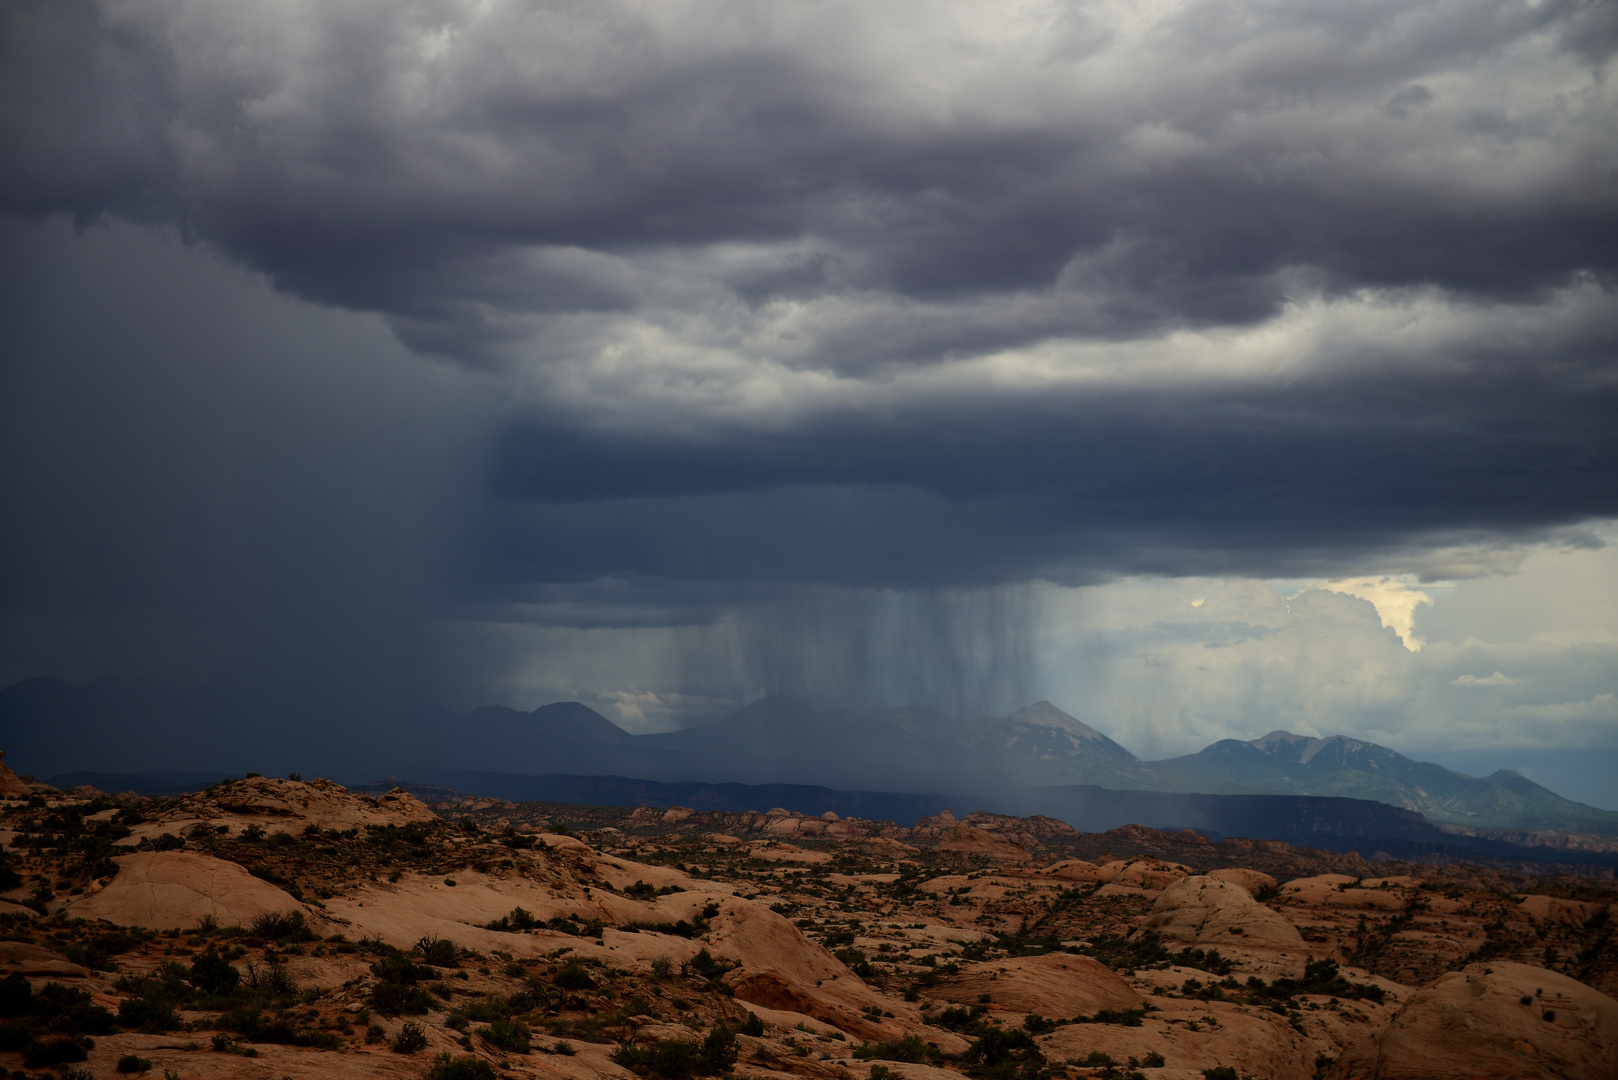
{"left": 961, "top": 700, "right": 1144, "bottom": 788}
{"left": 6, "top": 678, "right": 1616, "bottom": 834}
{"left": 1142, "top": 730, "right": 1618, "bottom": 833}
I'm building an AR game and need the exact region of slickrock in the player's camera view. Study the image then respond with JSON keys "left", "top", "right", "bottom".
{"left": 1041, "top": 857, "right": 1191, "bottom": 888}
{"left": 1206, "top": 867, "right": 1277, "bottom": 896}
{"left": 1040, "top": 999, "right": 1318, "bottom": 1080}
{"left": 1280, "top": 874, "right": 1410, "bottom": 911}
{"left": 934, "top": 822, "right": 1031, "bottom": 862}
{"left": 1137, "top": 875, "right": 1306, "bottom": 952}
{"left": 62, "top": 850, "right": 313, "bottom": 930}
{"left": 1332, "top": 961, "right": 1618, "bottom": 1080}
{"left": 928, "top": 953, "right": 1144, "bottom": 1018}
{"left": 0, "top": 940, "right": 91, "bottom": 978}
{"left": 115, "top": 775, "right": 439, "bottom": 846}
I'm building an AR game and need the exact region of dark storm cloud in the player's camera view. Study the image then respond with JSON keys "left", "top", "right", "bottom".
{"left": 2, "top": 0, "right": 1616, "bottom": 712}
{"left": 479, "top": 359, "right": 1618, "bottom": 595}
{"left": 4, "top": 0, "right": 1614, "bottom": 366}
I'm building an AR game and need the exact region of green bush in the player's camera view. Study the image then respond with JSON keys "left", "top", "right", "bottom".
{"left": 24, "top": 1035, "right": 89, "bottom": 1067}
{"left": 963, "top": 1027, "right": 1044, "bottom": 1080}
{"left": 477, "top": 1016, "right": 531, "bottom": 1054}
{"left": 614, "top": 1037, "right": 702, "bottom": 1079}
{"left": 423, "top": 1051, "right": 498, "bottom": 1080}
{"left": 373, "top": 951, "right": 439, "bottom": 985}
{"left": 117, "top": 994, "right": 181, "bottom": 1033}
{"left": 394, "top": 1020, "right": 430, "bottom": 1053}
{"left": 700, "top": 1023, "right": 737, "bottom": 1073}
{"left": 370, "top": 981, "right": 438, "bottom": 1015}
{"left": 115, "top": 1053, "right": 153, "bottom": 1073}
{"left": 854, "top": 1035, "right": 927, "bottom": 1063}
{"left": 554, "top": 963, "right": 594, "bottom": 991}
{"left": 249, "top": 910, "right": 311, "bottom": 942}
{"left": 739, "top": 1013, "right": 764, "bottom": 1037}
{"left": 416, "top": 936, "right": 459, "bottom": 967}
{"left": 188, "top": 946, "right": 240, "bottom": 996}
{"left": 613, "top": 1024, "right": 738, "bottom": 1078}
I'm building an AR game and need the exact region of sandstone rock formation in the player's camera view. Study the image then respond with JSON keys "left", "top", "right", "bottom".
{"left": 934, "top": 822, "right": 1031, "bottom": 862}
{"left": 1137, "top": 874, "right": 1306, "bottom": 952}
{"left": 928, "top": 953, "right": 1143, "bottom": 1018}
{"left": 1332, "top": 961, "right": 1618, "bottom": 1080}
{"left": 63, "top": 850, "right": 313, "bottom": 930}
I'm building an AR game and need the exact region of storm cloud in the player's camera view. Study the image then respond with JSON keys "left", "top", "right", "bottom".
{"left": 2, "top": 1, "right": 1615, "bottom": 743}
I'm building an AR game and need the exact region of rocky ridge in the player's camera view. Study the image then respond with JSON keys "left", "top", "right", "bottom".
{"left": 1, "top": 762, "right": 1615, "bottom": 1080}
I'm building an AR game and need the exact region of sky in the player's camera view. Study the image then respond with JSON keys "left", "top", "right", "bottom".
{"left": 2, "top": 1, "right": 1616, "bottom": 803}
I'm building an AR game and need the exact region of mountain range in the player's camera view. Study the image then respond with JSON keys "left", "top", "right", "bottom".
{"left": 3, "top": 676, "right": 1613, "bottom": 835}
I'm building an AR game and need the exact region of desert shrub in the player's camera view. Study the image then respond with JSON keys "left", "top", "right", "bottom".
{"left": 20, "top": 981, "right": 117, "bottom": 1036}
{"left": 687, "top": 949, "right": 727, "bottom": 980}
{"left": 117, "top": 993, "right": 182, "bottom": 1033}
{"left": 622, "top": 919, "right": 704, "bottom": 938}
{"left": 739, "top": 1012, "right": 764, "bottom": 1037}
{"left": 249, "top": 910, "right": 311, "bottom": 942}
{"left": 963, "top": 1027, "right": 1044, "bottom": 1080}
{"left": 834, "top": 948, "right": 873, "bottom": 978}
{"left": 370, "top": 981, "right": 438, "bottom": 1015}
{"left": 217, "top": 1004, "right": 303, "bottom": 1043}
{"left": 854, "top": 1036, "right": 927, "bottom": 1063}
{"left": 1084, "top": 932, "right": 1232, "bottom": 976}
{"left": 552, "top": 1039, "right": 576, "bottom": 1055}
{"left": 416, "top": 935, "right": 459, "bottom": 967}
{"left": 1202, "top": 1069, "right": 1244, "bottom": 1080}
{"left": 477, "top": 1016, "right": 531, "bottom": 1054}
{"left": 423, "top": 1051, "right": 498, "bottom": 1080}
{"left": 373, "top": 951, "right": 438, "bottom": 984}
{"left": 188, "top": 945, "right": 240, "bottom": 996}
{"left": 1142, "top": 1050, "right": 1166, "bottom": 1068}
{"left": 482, "top": 906, "right": 538, "bottom": 932}
{"left": 614, "top": 1037, "right": 702, "bottom": 1079}
{"left": 554, "top": 962, "right": 594, "bottom": 991}
{"left": 699, "top": 1023, "right": 737, "bottom": 1073}
{"left": 460, "top": 996, "right": 510, "bottom": 1023}
{"left": 1023, "top": 1013, "right": 1056, "bottom": 1034}
{"left": 24, "top": 1034, "right": 90, "bottom": 1067}
{"left": 1076, "top": 1007, "right": 1147, "bottom": 1027}
{"left": 620, "top": 880, "right": 681, "bottom": 900}
{"left": 116, "top": 1052, "right": 153, "bottom": 1073}
{"left": 394, "top": 1021, "right": 430, "bottom": 1053}
{"left": 1243, "top": 959, "right": 1383, "bottom": 1005}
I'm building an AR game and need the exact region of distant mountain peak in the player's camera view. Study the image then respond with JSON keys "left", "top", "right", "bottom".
{"left": 1246, "top": 729, "right": 1371, "bottom": 765}
{"left": 1006, "top": 701, "right": 1108, "bottom": 740}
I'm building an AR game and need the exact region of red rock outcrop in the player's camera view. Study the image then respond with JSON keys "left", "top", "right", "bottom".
{"left": 1332, "top": 961, "right": 1618, "bottom": 1080}
{"left": 928, "top": 952, "right": 1144, "bottom": 1018}
{"left": 1138, "top": 874, "right": 1306, "bottom": 952}
{"left": 934, "top": 822, "right": 1031, "bottom": 862}
{"left": 63, "top": 851, "right": 314, "bottom": 930}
